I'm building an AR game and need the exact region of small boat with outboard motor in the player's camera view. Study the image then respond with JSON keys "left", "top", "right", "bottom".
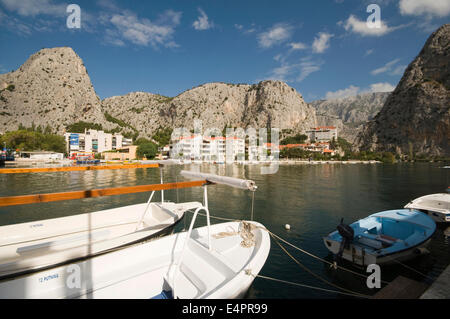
{"left": 323, "top": 209, "right": 436, "bottom": 266}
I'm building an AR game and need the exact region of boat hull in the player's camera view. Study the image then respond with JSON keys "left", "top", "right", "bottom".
{"left": 323, "top": 236, "right": 432, "bottom": 266}
{"left": 323, "top": 209, "right": 436, "bottom": 266}
{"left": 404, "top": 193, "right": 450, "bottom": 223}
{"left": 0, "top": 201, "right": 202, "bottom": 279}
{"left": 0, "top": 221, "right": 271, "bottom": 299}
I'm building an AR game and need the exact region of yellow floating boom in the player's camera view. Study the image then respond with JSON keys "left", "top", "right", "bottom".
{"left": 0, "top": 163, "right": 160, "bottom": 174}
{"left": 0, "top": 180, "right": 207, "bottom": 207}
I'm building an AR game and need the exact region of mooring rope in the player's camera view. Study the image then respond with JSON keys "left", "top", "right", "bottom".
{"left": 267, "top": 231, "right": 391, "bottom": 285}
{"left": 183, "top": 209, "right": 438, "bottom": 294}
{"left": 252, "top": 274, "right": 369, "bottom": 299}
{"left": 184, "top": 209, "right": 390, "bottom": 285}
{"left": 270, "top": 235, "right": 372, "bottom": 298}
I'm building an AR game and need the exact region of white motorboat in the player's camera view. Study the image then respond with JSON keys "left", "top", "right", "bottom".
{"left": 404, "top": 193, "right": 450, "bottom": 223}
{"left": 0, "top": 199, "right": 202, "bottom": 280}
{"left": 0, "top": 164, "right": 203, "bottom": 279}
{"left": 0, "top": 172, "right": 271, "bottom": 299}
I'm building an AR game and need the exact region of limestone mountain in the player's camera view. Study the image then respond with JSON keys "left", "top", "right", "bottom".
{"left": 310, "top": 92, "right": 389, "bottom": 143}
{"left": 356, "top": 24, "right": 450, "bottom": 156}
{"left": 0, "top": 47, "right": 114, "bottom": 133}
{"left": 101, "top": 81, "right": 317, "bottom": 139}
{"left": 0, "top": 46, "right": 317, "bottom": 140}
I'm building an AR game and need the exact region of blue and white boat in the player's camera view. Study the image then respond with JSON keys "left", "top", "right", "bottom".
{"left": 323, "top": 209, "right": 436, "bottom": 266}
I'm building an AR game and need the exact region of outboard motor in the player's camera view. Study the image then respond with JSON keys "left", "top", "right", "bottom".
{"left": 335, "top": 218, "right": 354, "bottom": 261}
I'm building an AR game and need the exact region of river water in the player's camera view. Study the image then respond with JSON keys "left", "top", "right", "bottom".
{"left": 0, "top": 163, "right": 449, "bottom": 298}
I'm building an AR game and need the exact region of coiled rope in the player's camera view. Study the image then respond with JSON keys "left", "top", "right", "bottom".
{"left": 183, "top": 210, "right": 378, "bottom": 297}
{"left": 184, "top": 209, "right": 389, "bottom": 285}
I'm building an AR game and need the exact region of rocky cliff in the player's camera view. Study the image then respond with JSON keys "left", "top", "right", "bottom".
{"left": 101, "top": 81, "right": 317, "bottom": 138}
{"left": 0, "top": 47, "right": 114, "bottom": 133}
{"left": 310, "top": 92, "right": 389, "bottom": 143}
{"left": 356, "top": 24, "right": 450, "bottom": 156}
{"left": 0, "top": 47, "right": 317, "bottom": 139}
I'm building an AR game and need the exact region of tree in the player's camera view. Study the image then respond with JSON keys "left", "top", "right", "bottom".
{"left": 280, "top": 134, "right": 308, "bottom": 145}
{"left": 136, "top": 142, "right": 158, "bottom": 159}
{"left": 381, "top": 152, "right": 396, "bottom": 163}
{"left": 152, "top": 127, "right": 173, "bottom": 147}
{"left": 0, "top": 130, "right": 66, "bottom": 153}
{"left": 65, "top": 121, "right": 103, "bottom": 133}
{"left": 330, "top": 137, "right": 337, "bottom": 150}
{"left": 134, "top": 137, "right": 151, "bottom": 146}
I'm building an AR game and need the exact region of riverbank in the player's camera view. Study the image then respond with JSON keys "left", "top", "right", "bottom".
{"left": 277, "top": 159, "right": 381, "bottom": 165}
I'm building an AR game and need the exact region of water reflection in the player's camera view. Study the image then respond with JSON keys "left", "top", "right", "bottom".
{"left": 0, "top": 163, "right": 449, "bottom": 298}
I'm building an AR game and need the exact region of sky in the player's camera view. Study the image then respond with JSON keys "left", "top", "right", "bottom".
{"left": 0, "top": 0, "right": 449, "bottom": 102}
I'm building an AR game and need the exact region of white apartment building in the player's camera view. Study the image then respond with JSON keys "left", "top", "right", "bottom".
{"left": 64, "top": 130, "right": 130, "bottom": 155}
{"left": 306, "top": 126, "right": 338, "bottom": 142}
{"left": 171, "top": 135, "right": 245, "bottom": 162}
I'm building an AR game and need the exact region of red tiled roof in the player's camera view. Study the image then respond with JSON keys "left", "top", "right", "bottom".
{"left": 309, "top": 126, "right": 336, "bottom": 130}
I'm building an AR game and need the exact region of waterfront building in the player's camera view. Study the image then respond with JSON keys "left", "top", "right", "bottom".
{"left": 64, "top": 130, "right": 130, "bottom": 156}
{"left": 103, "top": 146, "right": 138, "bottom": 161}
{"left": 18, "top": 151, "right": 64, "bottom": 161}
{"left": 171, "top": 135, "right": 245, "bottom": 162}
{"left": 306, "top": 126, "right": 338, "bottom": 142}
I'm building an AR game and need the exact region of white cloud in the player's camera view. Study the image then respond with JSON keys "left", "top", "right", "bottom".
{"left": 0, "top": 0, "right": 66, "bottom": 17}
{"left": 324, "top": 82, "right": 396, "bottom": 100}
{"left": 312, "top": 32, "right": 333, "bottom": 53}
{"left": 0, "top": 8, "right": 33, "bottom": 35}
{"left": 342, "top": 15, "right": 398, "bottom": 36}
{"left": 399, "top": 0, "right": 450, "bottom": 17}
{"left": 297, "top": 57, "right": 323, "bottom": 81}
{"left": 391, "top": 64, "right": 407, "bottom": 75}
{"left": 289, "top": 42, "right": 307, "bottom": 50}
{"left": 268, "top": 64, "right": 295, "bottom": 82}
{"left": 369, "top": 82, "right": 396, "bottom": 92}
{"left": 325, "top": 85, "right": 361, "bottom": 99}
{"left": 108, "top": 10, "right": 181, "bottom": 48}
{"left": 257, "top": 23, "right": 293, "bottom": 48}
{"left": 192, "top": 8, "right": 213, "bottom": 31}
{"left": 266, "top": 57, "right": 322, "bottom": 83}
{"left": 235, "top": 23, "right": 257, "bottom": 35}
{"left": 371, "top": 58, "right": 402, "bottom": 75}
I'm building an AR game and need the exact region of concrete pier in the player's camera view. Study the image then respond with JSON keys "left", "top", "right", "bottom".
{"left": 372, "top": 276, "right": 428, "bottom": 299}
{"left": 420, "top": 265, "right": 450, "bottom": 299}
